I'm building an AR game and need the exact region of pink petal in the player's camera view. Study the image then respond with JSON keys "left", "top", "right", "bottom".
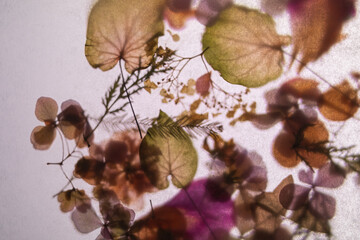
{"left": 35, "top": 97, "right": 58, "bottom": 122}
{"left": 279, "top": 183, "right": 310, "bottom": 210}
{"left": 298, "top": 169, "right": 313, "bottom": 185}
{"left": 309, "top": 191, "right": 336, "bottom": 219}
{"left": 71, "top": 207, "right": 103, "bottom": 233}
{"left": 261, "top": 0, "right": 289, "bottom": 16}
{"left": 265, "top": 89, "right": 296, "bottom": 113}
{"left": 249, "top": 113, "right": 282, "bottom": 130}
{"left": 167, "top": 0, "right": 192, "bottom": 12}
{"left": 61, "top": 99, "right": 81, "bottom": 112}
{"left": 196, "top": 72, "right": 212, "bottom": 96}
{"left": 30, "top": 126, "right": 56, "bottom": 150}
{"left": 314, "top": 163, "right": 345, "bottom": 188}
{"left": 195, "top": 0, "right": 233, "bottom": 26}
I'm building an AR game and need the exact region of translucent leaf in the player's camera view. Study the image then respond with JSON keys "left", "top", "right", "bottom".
{"left": 318, "top": 80, "right": 359, "bottom": 121}
{"left": 71, "top": 207, "right": 103, "bottom": 234}
{"left": 35, "top": 97, "right": 58, "bottom": 122}
{"left": 202, "top": 6, "right": 290, "bottom": 87}
{"left": 314, "top": 162, "right": 345, "bottom": 188}
{"left": 30, "top": 126, "right": 56, "bottom": 150}
{"left": 139, "top": 110, "right": 198, "bottom": 189}
{"left": 289, "top": 0, "right": 354, "bottom": 71}
{"left": 85, "top": 0, "right": 165, "bottom": 73}
{"left": 309, "top": 191, "right": 336, "bottom": 220}
{"left": 279, "top": 183, "right": 310, "bottom": 210}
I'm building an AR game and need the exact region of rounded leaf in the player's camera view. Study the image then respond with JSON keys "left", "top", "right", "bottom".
{"left": 139, "top": 111, "right": 198, "bottom": 189}
{"left": 202, "top": 6, "right": 290, "bottom": 87}
{"left": 85, "top": 0, "right": 165, "bottom": 72}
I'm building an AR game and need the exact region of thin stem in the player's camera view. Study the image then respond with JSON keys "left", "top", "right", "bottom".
{"left": 119, "top": 62, "right": 143, "bottom": 139}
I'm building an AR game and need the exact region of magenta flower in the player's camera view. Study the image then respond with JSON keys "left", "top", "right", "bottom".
{"left": 165, "top": 179, "right": 235, "bottom": 240}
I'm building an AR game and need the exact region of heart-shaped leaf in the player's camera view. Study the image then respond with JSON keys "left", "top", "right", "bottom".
{"left": 139, "top": 111, "right": 198, "bottom": 189}
{"left": 85, "top": 0, "right": 165, "bottom": 73}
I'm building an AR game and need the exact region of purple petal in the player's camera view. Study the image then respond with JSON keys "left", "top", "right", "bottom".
{"left": 309, "top": 191, "right": 336, "bottom": 219}
{"left": 95, "top": 233, "right": 107, "bottom": 240}
{"left": 265, "top": 89, "right": 296, "bottom": 113}
{"left": 100, "top": 227, "right": 113, "bottom": 239}
{"left": 167, "top": 0, "right": 192, "bottom": 12}
{"left": 243, "top": 165, "right": 268, "bottom": 193}
{"left": 61, "top": 99, "right": 81, "bottom": 111}
{"left": 249, "top": 113, "right": 282, "bottom": 130}
{"left": 71, "top": 207, "right": 102, "bottom": 233}
{"left": 166, "top": 179, "right": 235, "bottom": 240}
{"left": 279, "top": 184, "right": 310, "bottom": 210}
{"left": 261, "top": 0, "right": 289, "bottom": 16}
{"left": 298, "top": 169, "right": 313, "bottom": 185}
{"left": 314, "top": 163, "right": 345, "bottom": 188}
{"left": 195, "top": 0, "right": 233, "bottom": 26}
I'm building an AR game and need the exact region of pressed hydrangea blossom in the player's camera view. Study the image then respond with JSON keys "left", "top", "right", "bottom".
{"left": 279, "top": 162, "right": 345, "bottom": 220}
{"left": 74, "top": 130, "right": 156, "bottom": 209}
{"left": 30, "top": 97, "right": 92, "bottom": 150}
{"left": 71, "top": 189, "right": 135, "bottom": 240}
{"left": 30, "top": 97, "right": 59, "bottom": 150}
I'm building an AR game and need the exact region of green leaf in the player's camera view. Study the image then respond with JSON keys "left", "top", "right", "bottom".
{"left": 202, "top": 5, "right": 291, "bottom": 88}
{"left": 85, "top": 0, "right": 165, "bottom": 73}
{"left": 139, "top": 111, "right": 198, "bottom": 189}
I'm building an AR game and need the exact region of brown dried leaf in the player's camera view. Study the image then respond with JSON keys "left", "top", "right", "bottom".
{"left": 318, "top": 80, "right": 359, "bottom": 121}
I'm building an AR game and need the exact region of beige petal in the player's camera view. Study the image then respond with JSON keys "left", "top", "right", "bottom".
{"left": 30, "top": 125, "right": 56, "bottom": 150}
{"left": 35, "top": 97, "right": 58, "bottom": 122}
